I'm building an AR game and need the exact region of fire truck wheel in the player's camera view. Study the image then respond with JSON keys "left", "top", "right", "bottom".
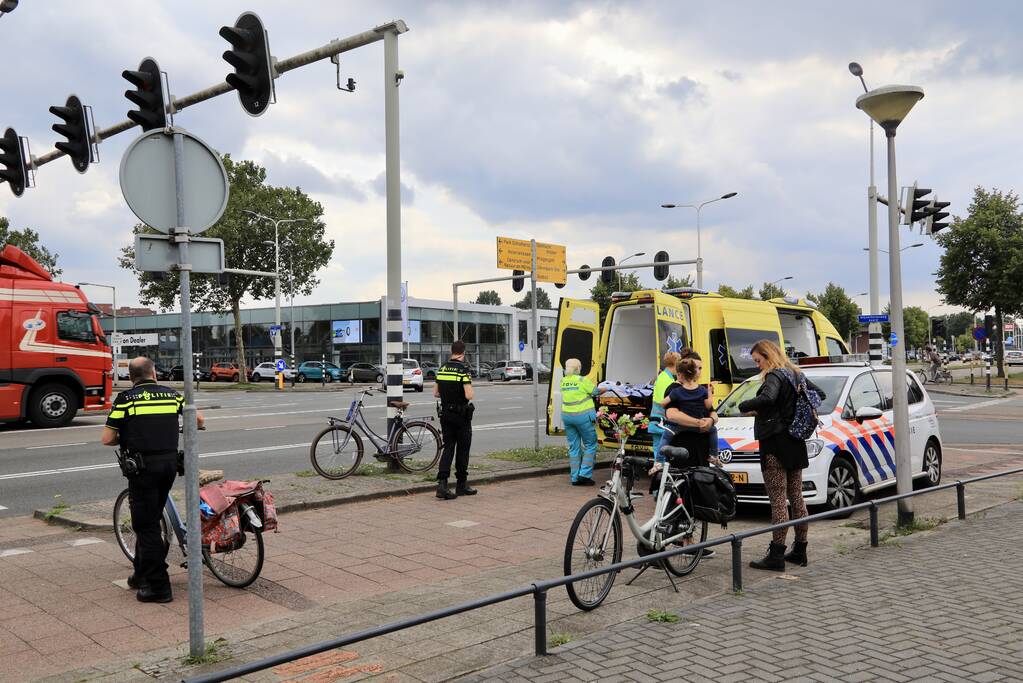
{"left": 28, "top": 384, "right": 77, "bottom": 428}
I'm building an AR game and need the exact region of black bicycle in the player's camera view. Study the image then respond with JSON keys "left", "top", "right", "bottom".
{"left": 310, "top": 388, "right": 442, "bottom": 479}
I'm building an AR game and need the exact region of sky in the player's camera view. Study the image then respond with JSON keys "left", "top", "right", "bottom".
{"left": 1, "top": 0, "right": 1021, "bottom": 318}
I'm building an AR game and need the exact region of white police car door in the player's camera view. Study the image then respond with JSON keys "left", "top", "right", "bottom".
{"left": 843, "top": 372, "right": 891, "bottom": 485}
{"left": 875, "top": 370, "right": 929, "bottom": 476}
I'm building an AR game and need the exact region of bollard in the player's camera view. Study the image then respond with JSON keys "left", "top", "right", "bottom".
{"left": 869, "top": 503, "right": 879, "bottom": 547}
{"left": 291, "top": 355, "right": 296, "bottom": 388}
{"left": 321, "top": 353, "right": 326, "bottom": 388}
{"left": 533, "top": 589, "right": 548, "bottom": 656}
{"left": 986, "top": 360, "right": 991, "bottom": 392}
{"left": 970, "top": 368, "right": 974, "bottom": 385}
{"left": 731, "top": 538, "right": 743, "bottom": 593}
{"left": 956, "top": 481, "right": 966, "bottom": 520}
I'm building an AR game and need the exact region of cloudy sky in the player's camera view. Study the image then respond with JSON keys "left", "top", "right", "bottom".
{"left": 1, "top": 1, "right": 1021, "bottom": 316}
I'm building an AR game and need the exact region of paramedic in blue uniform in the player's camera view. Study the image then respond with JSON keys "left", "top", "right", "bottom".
{"left": 101, "top": 357, "right": 205, "bottom": 603}
{"left": 434, "top": 340, "right": 477, "bottom": 500}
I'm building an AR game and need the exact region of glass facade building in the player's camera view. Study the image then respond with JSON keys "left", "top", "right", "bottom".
{"left": 102, "top": 297, "right": 558, "bottom": 373}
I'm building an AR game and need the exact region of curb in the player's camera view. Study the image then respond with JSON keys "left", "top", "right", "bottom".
{"left": 926, "top": 386, "right": 1015, "bottom": 398}
{"left": 32, "top": 460, "right": 606, "bottom": 532}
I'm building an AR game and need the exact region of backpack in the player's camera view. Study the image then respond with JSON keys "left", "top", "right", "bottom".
{"left": 776, "top": 369, "right": 822, "bottom": 440}
{"left": 688, "top": 466, "right": 737, "bottom": 525}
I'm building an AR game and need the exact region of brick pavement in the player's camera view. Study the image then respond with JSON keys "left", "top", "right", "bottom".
{"left": 469, "top": 501, "right": 1023, "bottom": 683}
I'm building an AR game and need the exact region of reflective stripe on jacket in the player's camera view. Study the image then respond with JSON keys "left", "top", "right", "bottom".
{"left": 561, "top": 375, "right": 595, "bottom": 414}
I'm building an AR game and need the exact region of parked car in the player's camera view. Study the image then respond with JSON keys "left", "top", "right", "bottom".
{"left": 523, "top": 362, "right": 552, "bottom": 382}
{"left": 210, "top": 362, "right": 253, "bottom": 382}
{"left": 421, "top": 361, "right": 439, "bottom": 380}
{"left": 402, "top": 358, "right": 424, "bottom": 392}
{"left": 154, "top": 364, "right": 173, "bottom": 381}
{"left": 297, "top": 361, "right": 344, "bottom": 383}
{"left": 169, "top": 365, "right": 202, "bottom": 382}
{"left": 489, "top": 360, "right": 527, "bottom": 382}
{"left": 1006, "top": 350, "right": 1023, "bottom": 366}
{"left": 348, "top": 362, "right": 385, "bottom": 383}
{"left": 715, "top": 361, "right": 942, "bottom": 512}
{"left": 250, "top": 361, "right": 296, "bottom": 382}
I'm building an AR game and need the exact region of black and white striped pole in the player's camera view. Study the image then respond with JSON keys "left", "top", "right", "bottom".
{"left": 383, "top": 26, "right": 406, "bottom": 442}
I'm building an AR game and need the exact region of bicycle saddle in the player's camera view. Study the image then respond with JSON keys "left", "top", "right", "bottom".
{"left": 391, "top": 400, "right": 410, "bottom": 410}
{"left": 659, "top": 445, "right": 691, "bottom": 467}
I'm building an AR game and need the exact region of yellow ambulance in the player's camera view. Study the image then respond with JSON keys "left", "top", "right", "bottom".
{"left": 546, "top": 288, "right": 850, "bottom": 449}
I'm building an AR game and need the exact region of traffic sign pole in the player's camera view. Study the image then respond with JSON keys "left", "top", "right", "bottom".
{"left": 530, "top": 240, "right": 540, "bottom": 452}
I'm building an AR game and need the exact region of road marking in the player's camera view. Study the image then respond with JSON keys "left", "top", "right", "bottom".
{"left": 0, "top": 548, "right": 32, "bottom": 558}
{"left": 26, "top": 442, "right": 88, "bottom": 450}
{"left": 68, "top": 538, "right": 105, "bottom": 547}
{"left": 944, "top": 397, "right": 1017, "bottom": 413}
{"left": 446, "top": 520, "right": 479, "bottom": 528}
{"left": 244, "top": 425, "right": 287, "bottom": 431}
{"left": 0, "top": 505, "right": 7, "bottom": 511}
{"left": 499, "top": 406, "right": 523, "bottom": 410}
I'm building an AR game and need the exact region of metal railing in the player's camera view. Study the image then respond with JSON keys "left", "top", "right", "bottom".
{"left": 183, "top": 465, "right": 1023, "bottom": 682}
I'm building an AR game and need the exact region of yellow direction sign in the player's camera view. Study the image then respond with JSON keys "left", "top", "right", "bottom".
{"left": 496, "top": 236, "right": 566, "bottom": 285}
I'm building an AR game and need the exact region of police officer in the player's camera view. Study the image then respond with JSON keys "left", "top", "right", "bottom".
{"left": 434, "top": 340, "right": 477, "bottom": 500}
{"left": 101, "top": 357, "right": 205, "bottom": 603}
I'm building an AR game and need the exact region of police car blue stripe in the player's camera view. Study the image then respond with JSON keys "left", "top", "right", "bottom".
{"left": 870, "top": 433, "right": 897, "bottom": 475}
{"left": 856, "top": 436, "right": 887, "bottom": 481}
{"left": 844, "top": 438, "right": 876, "bottom": 485}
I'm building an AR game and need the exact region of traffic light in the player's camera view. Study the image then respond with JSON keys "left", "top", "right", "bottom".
{"left": 49, "top": 95, "right": 91, "bottom": 173}
{"left": 0, "top": 127, "right": 27, "bottom": 197}
{"left": 511, "top": 270, "right": 525, "bottom": 293}
{"left": 554, "top": 281, "right": 566, "bottom": 289}
{"left": 924, "top": 199, "right": 951, "bottom": 235}
{"left": 600, "top": 256, "right": 616, "bottom": 286}
{"left": 653, "top": 250, "right": 670, "bottom": 281}
{"left": 984, "top": 315, "right": 994, "bottom": 339}
{"left": 578, "top": 264, "right": 591, "bottom": 281}
{"left": 931, "top": 317, "right": 946, "bottom": 340}
{"left": 122, "top": 58, "right": 167, "bottom": 131}
{"left": 0, "top": 1, "right": 17, "bottom": 15}
{"left": 903, "top": 183, "right": 934, "bottom": 225}
{"left": 220, "top": 12, "right": 274, "bottom": 117}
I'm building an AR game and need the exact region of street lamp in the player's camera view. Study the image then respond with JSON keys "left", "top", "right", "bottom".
{"left": 862, "top": 242, "right": 923, "bottom": 254}
{"left": 661, "top": 191, "right": 738, "bottom": 289}
{"left": 770, "top": 275, "right": 793, "bottom": 286}
{"left": 78, "top": 281, "right": 116, "bottom": 373}
{"left": 244, "top": 210, "right": 307, "bottom": 365}
{"left": 856, "top": 82, "right": 924, "bottom": 527}
{"left": 617, "top": 251, "right": 645, "bottom": 292}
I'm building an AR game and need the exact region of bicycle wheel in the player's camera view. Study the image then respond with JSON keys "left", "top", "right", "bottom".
{"left": 944, "top": 371, "right": 954, "bottom": 385}
{"left": 112, "top": 488, "right": 171, "bottom": 562}
{"left": 203, "top": 526, "right": 264, "bottom": 588}
{"left": 564, "top": 497, "right": 622, "bottom": 611}
{"left": 915, "top": 370, "right": 929, "bottom": 385}
{"left": 391, "top": 420, "right": 443, "bottom": 473}
{"left": 663, "top": 517, "right": 709, "bottom": 577}
{"left": 310, "top": 425, "right": 364, "bottom": 479}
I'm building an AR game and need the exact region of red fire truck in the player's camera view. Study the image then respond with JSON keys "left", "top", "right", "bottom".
{"left": 0, "top": 245, "right": 112, "bottom": 427}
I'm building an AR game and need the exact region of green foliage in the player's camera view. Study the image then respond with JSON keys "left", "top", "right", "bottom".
{"left": 945, "top": 311, "right": 976, "bottom": 338}
{"left": 548, "top": 633, "right": 572, "bottom": 647}
{"left": 758, "top": 281, "right": 788, "bottom": 301}
{"left": 182, "top": 638, "right": 231, "bottom": 666}
{"left": 646, "top": 610, "right": 680, "bottom": 623}
{"left": 0, "top": 217, "right": 62, "bottom": 277}
{"left": 513, "top": 287, "right": 552, "bottom": 310}
{"left": 489, "top": 445, "right": 569, "bottom": 467}
{"left": 881, "top": 304, "right": 929, "bottom": 350}
{"left": 806, "top": 283, "right": 861, "bottom": 341}
{"left": 118, "top": 156, "right": 334, "bottom": 378}
{"left": 474, "top": 289, "right": 502, "bottom": 306}
{"left": 662, "top": 274, "right": 695, "bottom": 290}
{"left": 717, "top": 283, "right": 755, "bottom": 299}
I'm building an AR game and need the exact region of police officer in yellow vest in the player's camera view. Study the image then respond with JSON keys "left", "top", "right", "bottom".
{"left": 561, "top": 358, "right": 601, "bottom": 486}
{"left": 434, "top": 340, "right": 477, "bottom": 500}
{"left": 101, "top": 357, "right": 205, "bottom": 603}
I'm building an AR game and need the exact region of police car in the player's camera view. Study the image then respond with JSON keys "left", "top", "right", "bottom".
{"left": 715, "top": 362, "right": 943, "bottom": 511}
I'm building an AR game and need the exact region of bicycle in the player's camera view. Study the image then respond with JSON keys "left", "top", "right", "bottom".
{"left": 113, "top": 469, "right": 265, "bottom": 588}
{"left": 309, "top": 388, "right": 442, "bottom": 479}
{"left": 917, "top": 363, "right": 953, "bottom": 385}
{"left": 563, "top": 416, "right": 710, "bottom": 611}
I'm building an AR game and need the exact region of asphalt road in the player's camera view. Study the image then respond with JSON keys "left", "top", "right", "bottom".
{"left": 0, "top": 384, "right": 1017, "bottom": 517}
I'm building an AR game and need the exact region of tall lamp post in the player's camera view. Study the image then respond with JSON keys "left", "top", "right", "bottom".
{"left": 244, "top": 211, "right": 307, "bottom": 369}
{"left": 661, "top": 192, "right": 738, "bottom": 289}
{"left": 856, "top": 83, "right": 925, "bottom": 526}
{"left": 78, "top": 282, "right": 116, "bottom": 373}
{"left": 617, "top": 252, "right": 645, "bottom": 291}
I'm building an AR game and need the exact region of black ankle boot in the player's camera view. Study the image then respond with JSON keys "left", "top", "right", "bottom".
{"left": 784, "top": 541, "right": 808, "bottom": 566}
{"left": 456, "top": 481, "right": 478, "bottom": 496}
{"left": 436, "top": 480, "right": 456, "bottom": 500}
{"left": 749, "top": 542, "right": 786, "bottom": 571}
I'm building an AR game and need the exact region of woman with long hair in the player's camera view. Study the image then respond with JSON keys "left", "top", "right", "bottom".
{"left": 738, "top": 339, "right": 824, "bottom": 571}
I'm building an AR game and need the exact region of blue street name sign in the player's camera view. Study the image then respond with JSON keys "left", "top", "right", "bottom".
{"left": 275, "top": 359, "right": 287, "bottom": 372}
{"left": 858, "top": 314, "right": 889, "bottom": 324}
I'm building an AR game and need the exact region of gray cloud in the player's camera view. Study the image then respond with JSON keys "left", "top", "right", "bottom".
{"left": 263, "top": 151, "right": 367, "bottom": 200}
{"left": 659, "top": 76, "right": 706, "bottom": 105}
{"left": 371, "top": 172, "right": 415, "bottom": 205}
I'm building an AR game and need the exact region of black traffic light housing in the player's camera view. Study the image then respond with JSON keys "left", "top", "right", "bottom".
{"left": 925, "top": 200, "right": 951, "bottom": 235}
{"left": 49, "top": 95, "right": 92, "bottom": 173}
{"left": 931, "top": 317, "right": 946, "bottom": 340}
{"left": 578, "top": 264, "right": 591, "bottom": 281}
{"left": 0, "top": 127, "right": 27, "bottom": 197}
{"left": 220, "top": 11, "right": 274, "bottom": 117}
{"left": 653, "top": 250, "right": 670, "bottom": 281}
{"left": 984, "top": 315, "right": 994, "bottom": 339}
{"left": 904, "top": 183, "right": 934, "bottom": 225}
{"left": 511, "top": 270, "right": 525, "bottom": 293}
{"left": 122, "top": 58, "right": 167, "bottom": 131}
{"left": 600, "top": 256, "right": 616, "bottom": 285}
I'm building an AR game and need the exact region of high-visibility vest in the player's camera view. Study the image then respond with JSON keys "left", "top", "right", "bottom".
{"left": 561, "top": 375, "right": 595, "bottom": 414}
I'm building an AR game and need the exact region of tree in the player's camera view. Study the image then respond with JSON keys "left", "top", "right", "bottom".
{"left": 662, "top": 274, "right": 694, "bottom": 290}
{"left": 807, "top": 283, "right": 861, "bottom": 342}
{"left": 880, "top": 304, "right": 929, "bottom": 351}
{"left": 945, "top": 311, "right": 976, "bottom": 338}
{"left": 935, "top": 187, "right": 1023, "bottom": 376}
{"left": 118, "top": 156, "right": 334, "bottom": 380}
{"left": 513, "top": 287, "right": 552, "bottom": 310}
{"left": 474, "top": 290, "right": 502, "bottom": 306}
{"left": 0, "top": 217, "right": 62, "bottom": 277}
{"left": 589, "top": 272, "right": 641, "bottom": 320}
{"left": 758, "top": 281, "right": 787, "bottom": 301}
{"left": 717, "top": 283, "right": 755, "bottom": 299}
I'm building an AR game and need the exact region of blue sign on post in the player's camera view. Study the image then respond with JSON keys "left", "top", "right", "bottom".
{"left": 858, "top": 314, "right": 889, "bottom": 324}
{"left": 275, "top": 359, "right": 287, "bottom": 372}
{"left": 973, "top": 326, "right": 988, "bottom": 341}
{"left": 519, "top": 341, "right": 526, "bottom": 352}
{"left": 889, "top": 332, "right": 898, "bottom": 347}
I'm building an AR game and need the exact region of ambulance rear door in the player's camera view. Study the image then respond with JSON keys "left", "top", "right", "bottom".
{"left": 721, "top": 300, "right": 784, "bottom": 384}
{"left": 547, "top": 298, "right": 601, "bottom": 435}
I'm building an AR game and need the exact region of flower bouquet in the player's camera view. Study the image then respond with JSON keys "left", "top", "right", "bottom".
{"left": 596, "top": 405, "right": 650, "bottom": 444}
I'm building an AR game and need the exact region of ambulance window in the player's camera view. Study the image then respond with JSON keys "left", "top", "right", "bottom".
{"left": 727, "top": 329, "right": 781, "bottom": 381}
{"left": 558, "top": 329, "right": 593, "bottom": 373}
{"left": 657, "top": 320, "right": 688, "bottom": 358}
{"left": 845, "top": 373, "right": 883, "bottom": 414}
{"left": 825, "top": 338, "right": 845, "bottom": 356}
{"left": 57, "top": 311, "right": 97, "bottom": 343}
{"left": 709, "top": 329, "right": 731, "bottom": 384}
{"left": 777, "top": 310, "right": 818, "bottom": 358}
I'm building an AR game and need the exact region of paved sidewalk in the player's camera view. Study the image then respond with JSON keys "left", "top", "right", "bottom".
{"left": 471, "top": 501, "right": 1023, "bottom": 683}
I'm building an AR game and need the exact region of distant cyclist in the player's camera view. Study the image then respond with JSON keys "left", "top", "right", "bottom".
{"left": 927, "top": 345, "right": 942, "bottom": 381}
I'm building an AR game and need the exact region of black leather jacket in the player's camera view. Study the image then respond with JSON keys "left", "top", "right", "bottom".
{"left": 738, "top": 370, "right": 824, "bottom": 440}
